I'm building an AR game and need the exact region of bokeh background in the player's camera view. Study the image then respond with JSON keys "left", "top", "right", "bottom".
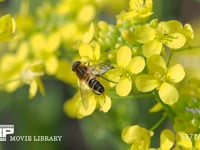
{"left": 0, "top": 0, "right": 200, "bottom": 150}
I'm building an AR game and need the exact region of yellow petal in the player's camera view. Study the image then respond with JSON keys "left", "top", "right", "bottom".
{"left": 46, "top": 32, "right": 61, "bottom": 52}
{"left": 167, "top": 64, "right": 185, "bottom": 83}
{"left": 165, "top": 33, "right": 186, "bottom": 49}
{"left": 135, "top": 75, "right": 160, "bottom": 92}
{"left": 135, "top": 25, "right": 156, "bottom": 43}
{"left": 63, "top": 92, "right": 81, "bottom": 118}
{"left": 29, "top": 80, "right": 38, "bottom": 99}
{"left": 195, "top": 139, "right": 200, "bottom": 149}
{"left": 63, "top": 92, "right": 96, "bottom": 119}
{"left": 17, "top": 42, "right": 29, "bottom": 60}
{"left": 176, "top": 132, "right": 192, "bottom": 149}
{"left": 77, "top": 4, "right": 96, "bottom": 23}
{"left": 147, "top": 55, "right": 166, "bottom": 74}
{"left": 117, "top": 46, "right": 132, "bottom": 68}
{"left": 160, "top": 129, "right": 175, "bottom": 150}
{"left": 93, "top": 42, "right": 100, "bottom": 61}
{"left": 98, "top": 21, "right": 108, "bottom": 31}
{"left": 158, "top": 82, "right": 179, "bottom": 105}
{"left": 116, "top": 76, "right": 132, "bottom": 96}
{"left": 29, "top": 33, "right": 45, "bottom": 51}
{"left": 121, "top": 125, "right": 151, "bottom": 149}
{"left": 79, "top": 44, "right": 93, "bottom": 59}
{"left": 45, "top": 56, "right": 58, "bottom": 75}
{"left": 78, "top": 94, "right": 96, "bottom": 118}
{"left": 157, "top": 20, "right": 183, "bottom": 34}
{"left": 83, "top": 23, "right": 94, "bottom": 43}
{"left": 142, "top": 39, "right": 162, "bottom": 57}
{"left": 0, "top": 14, "right": 16, "bottom": 41}
{"left": 149, "top": 102, "right": 163, "bottom": 113}
{"left": 127, "top": 56, "right": 145, "bottom": 74}
{"left": 98, "top": 95, "right": 111, "bottom": 112}
{"left": 5, "top": 80, "right": 21, "bottom": 92}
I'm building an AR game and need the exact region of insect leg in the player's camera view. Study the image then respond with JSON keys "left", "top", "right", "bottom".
{"left": 92, "top": 90, "right": 102, "bottom": 95}
{"left": 97, "top": 75, "right": 118, "bottom": 84}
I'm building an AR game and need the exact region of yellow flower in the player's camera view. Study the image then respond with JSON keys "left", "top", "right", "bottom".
{"left": 142, "top": 20, "right": 194, "bottom": 57}
{"left": 108, "top": 45, "right": 145, "bottom": 96}
{"left": 63, "top": 90, "right": 111, "bottom": 118}
{"left": 79, "top": 42, "right": 100, "bottom": 63}
{"left": 121, "top": 125, "right": 151, "bottom": 150}
{"left": 135, "top": 55, "right": 185, "bottom": 105}
{"left": 117, "top": 0, "right": 153, "bottom": 24}
{"left": 0, "top": 43, "right": 28, "bottom": 92}
{"left": 160, "top": 129, "right": 175, "bottom": 150}
{"left": 0, "top": 14, "right": 16, "bottom": 42}
{"left": 29, "top": 32, "right": 60, "bottom": 75}
{"left": 21, "top": 61, "right": 45, "bottom": 98}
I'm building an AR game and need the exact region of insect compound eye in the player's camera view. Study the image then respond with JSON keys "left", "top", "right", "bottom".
{"left": 72, "top": 61, "right": 81, "bottom": 71}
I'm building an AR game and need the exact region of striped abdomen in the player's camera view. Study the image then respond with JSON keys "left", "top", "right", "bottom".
{"left": 87, "top": 78, "right": 104, "bottom": 94}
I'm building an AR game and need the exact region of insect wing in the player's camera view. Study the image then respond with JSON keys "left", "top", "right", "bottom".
{"left": 78, "top": 80, "right": 96, "bottom": 110}
{"left": 90, "top": 63, "right": 114, "bottom": 76}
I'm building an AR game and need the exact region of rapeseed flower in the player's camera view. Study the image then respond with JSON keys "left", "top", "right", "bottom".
{"left": 0, "top": 14, "right": 16, "bottom": 42}
{"left": 121, "top": 125, "right": 152, "bottom": 150}
{"left": 21, "top": 60, "right": 45, "bottom": 98}
{"left": 135, "top": 55, "right": 185, "bottom": 105}
{"left": 106, "top": 45, "right": 145, "bottom": 96}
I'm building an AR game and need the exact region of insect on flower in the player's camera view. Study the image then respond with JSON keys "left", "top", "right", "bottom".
{"left": 72, "top": 61, "right": 115, "bottom": 108}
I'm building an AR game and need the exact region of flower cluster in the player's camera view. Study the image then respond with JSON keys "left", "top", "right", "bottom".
{"left": 0, "top": 0, "right": 128, "bottom": 98}
{"left": 65, "top": 0, "right": 193, "bottom": 118}
{"left": 0, "top": 14, "right": 16, "bottom": 42}
{"left": 121, "top": 125, "right": 152, "bottom": 150}
{"left": 1, "top": 0, "right": 199, "bottom": 149}
{"left": 122, "top": 125, "right": 200, "bottom": 150}
{"left": 173, "top": 78, "right": 200, "bottom": 133}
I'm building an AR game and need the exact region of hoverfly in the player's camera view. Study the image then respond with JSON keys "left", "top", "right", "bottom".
{"left": 72, "top": 61, "right": 114, "bottom": 109}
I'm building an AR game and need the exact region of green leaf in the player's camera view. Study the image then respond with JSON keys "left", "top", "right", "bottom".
{"left": 158, "top": 82, "right": 179, "bottom": 105}
{"left": 135, "top": 74, "right": 160, "bottom": 92}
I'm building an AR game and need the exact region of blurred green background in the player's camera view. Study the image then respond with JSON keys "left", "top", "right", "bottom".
{"left": 0, "top": 0, "right": 200, "bottom": 150}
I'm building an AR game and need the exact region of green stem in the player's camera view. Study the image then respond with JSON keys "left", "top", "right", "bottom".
{"left": 149, "top": 114, "right": 167, "bottom": 131}
{"left": 167, "top": 51, "right": 173, "bottom": 67}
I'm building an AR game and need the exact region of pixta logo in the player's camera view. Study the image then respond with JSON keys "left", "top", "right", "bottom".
{"left": 0, "top": 125, "right": 14, "bottom": 141}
